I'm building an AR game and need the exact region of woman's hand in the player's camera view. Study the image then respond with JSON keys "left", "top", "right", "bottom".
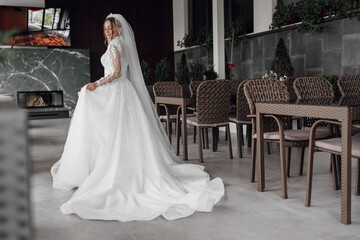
{"left": 86, "top": 82, "right": 98, "bottom": 91}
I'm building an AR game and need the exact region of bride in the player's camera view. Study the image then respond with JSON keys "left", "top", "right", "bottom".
{"left": 51, "top": 13, "right": 224, "bottom": 221}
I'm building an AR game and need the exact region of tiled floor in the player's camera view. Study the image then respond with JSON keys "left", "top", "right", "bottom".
{"left": 29, "top": 118, "right": 360, "bottom": 240}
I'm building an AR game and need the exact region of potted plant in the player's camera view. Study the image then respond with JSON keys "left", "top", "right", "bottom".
{"left": 141, "top": 60, "right": 152, "bottom": 85}
{"left": 225, "top": 17, "right": 246, "bottom": 46}
{"left": 155, "top": 57, "right": 171, "bottom": 82}
{"left": 189, "top": 61, "right": 205, "bottom": 81}
{"left": 141, "top": 60, "right": 154, "bottom": 99}
{"left": 271, "top": 0, "right": 298, "bottom": 29}
{"left": 175, "top": 53, "right": 190, "bottom": 85}
{"left": 204, "top": 65, "right": 219, "bottom": 80}
{"left": 270, "top": 38, "right": 294, "bottom": 78}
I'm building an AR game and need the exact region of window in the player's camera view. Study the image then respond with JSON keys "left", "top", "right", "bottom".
{"left": 225, "top": 0, "right": 253, "bottom": 33}
{"left": 188, "top": 0, "right": 253, "bottom": 34}
{"left": 188, "top": 0, "right": 212, "bottom": 32}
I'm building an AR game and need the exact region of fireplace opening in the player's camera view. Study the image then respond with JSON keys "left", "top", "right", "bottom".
{"left": 17, "top": 91, "right": 64, "bottom": 109}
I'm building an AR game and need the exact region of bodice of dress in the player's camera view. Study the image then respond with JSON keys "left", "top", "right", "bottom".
{"left": 100, "top": 36, "right": 128, "bottom": 82}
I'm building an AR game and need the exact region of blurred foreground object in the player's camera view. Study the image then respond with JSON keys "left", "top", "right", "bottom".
{"left": 0, "top": 102, "right": 32, "bottom": 240}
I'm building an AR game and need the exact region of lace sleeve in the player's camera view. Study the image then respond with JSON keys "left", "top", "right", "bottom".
{"left": 96, "top": 43, "right": 121, "bottom": 86}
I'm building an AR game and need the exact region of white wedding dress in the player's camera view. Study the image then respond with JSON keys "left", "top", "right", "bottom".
{"left": 51, "top": 35, "right": 224, "bottom": 221}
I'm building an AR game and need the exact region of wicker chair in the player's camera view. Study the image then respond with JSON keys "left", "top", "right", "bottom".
{"left": 189, "top": 80, "right": 204, "bottom": 99}
{"left": 283, "top": 77, "right": 297, "bottom": 104}
{"left": 184, "top": 80, "right": 233, "bottom": 163}
{"left": 188, "top": 80, "right": 208, "bottom": 147}
{"left": 283, "top": 77, "right": 302, "bottom": 130}
{"left": 244, "top": 79, "right": 332, "bottom": 199}
{"left": 153, "top": 81, "right": 183, "bottom": 142}
{"left": 229, "top": 80, "right": 252, "bottom": 158}
{"left": 293, "top": 76, "right": 335, "bottom": 176}
{"left": 338, "top": 75, "right": 360, "bottom": 106}
{"left": 306, "top": 121, "right": 360, "bottom": 208}
{"left": 294, "top": 77, "right": 334, "bottom": 105}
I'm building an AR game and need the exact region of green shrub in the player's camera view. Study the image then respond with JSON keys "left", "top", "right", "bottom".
{"left": 155, "top": 58, "right": 171, "bottom": 82}
{"left": 140, "top": 60, "right": 152, "bottom": 85}
{"left": 271, "top": 0, "right": 360, "bottom": 32}
{"left": 189, "top": 61, "right": 205, "bottom": 81}
{"left": 175, "top": 53, "right": 190, "bottom": 85}
{"left": 204, "top": 65, "right": 219, "bottom": 80}
{"left": 271, "top": 38, "right": 294, "bottom": 77}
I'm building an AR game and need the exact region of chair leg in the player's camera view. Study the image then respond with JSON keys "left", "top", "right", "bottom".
{"left": 225, "top": 127, "right": 228, "bottom": 141}
{"left": 236, "top": 123, "right": 243, "bottom": 158}
{"left": 180, "top": 123, "right": 183, "bottom": 145}
{"left": 267, "top": 142, "right": 271, "bottom": 155}
{"left": 287, "top": 147, "right": 292, "bottom": 178}
{"left": 197, "top": 126, "right": 203, "bottom": 163}
{"left": 240, "top": 124, "right": 244, "bottom": 146}
{"left": 331, "top": 154, "right": 340, "bottom": 191}
{"left": 355, "top": 158, "right": 360, "bottom": 196}
{"left": 336, "top": 155, "right": 341, "bottom": 188}
{"left": 306, "top": 142, "right": 315, "bottom": 207}
{"left": 227, "top": 125, "right": 233, "bottom": 159}
{"left": 202, "top": 129, "right": 206, "bottom": 149}
{"left": 205, "top": 128, "right": 209, "bottom": 149}
{"left": 299, "top": 147, "right": 305, "bottom": 175}
{"left": 279, "top": 141, "right": 288, "bottom": 199}
{"left": 212, "top": 127, "right": 218, "bottom": 152}
{"left": 166, "top": 120, "right": 171, "bottom": 144}
{"left": 247, "top": 124, "right": 252, "bottom": 148}
{"left": 250, "top": 137, "right": 256, "bottom": 183}
{"left": 297, "top": 118, "right": 301, "bottom": 129}
{"left": 176, "top": 120, "right": 180, "bottom": 156}
{"left": 193, "top": 126, "right": 196, "bottom": 143}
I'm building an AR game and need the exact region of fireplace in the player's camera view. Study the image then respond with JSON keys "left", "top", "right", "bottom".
{"left": 17, "top": 91, "right": 69, "bottom": 119}
{"left": 17, "top": 91, "right": 64, "bottom": 108}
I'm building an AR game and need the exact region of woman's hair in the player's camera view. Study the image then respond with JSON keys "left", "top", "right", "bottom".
{"left": 103, "top": 17, "right": 117, "bottom": 46}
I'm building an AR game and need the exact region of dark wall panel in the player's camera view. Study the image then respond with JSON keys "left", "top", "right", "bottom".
{"left": 46, "top": 0, "right": 174, "bottom": 83}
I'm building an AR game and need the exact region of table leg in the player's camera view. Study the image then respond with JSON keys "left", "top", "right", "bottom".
{"left": 182, "top": 101, "right": 188, "bottom": 160}
{"left": 341, "top": 115, "right": 351, "bottom": 225}
{"left": 256, "top": 112, "right": 265, "bottom": 192}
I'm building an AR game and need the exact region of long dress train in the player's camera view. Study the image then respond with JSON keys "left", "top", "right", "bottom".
{"left": 51, "top": 36, "right": 224, "bottom": 221}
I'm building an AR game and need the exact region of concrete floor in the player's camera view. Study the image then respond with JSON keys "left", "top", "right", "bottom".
{"left": 29, "top": 118, "right": 360, "bottom": 240}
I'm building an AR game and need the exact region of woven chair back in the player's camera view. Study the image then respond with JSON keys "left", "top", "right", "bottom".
{"left": 244, "top": 79, "right": 292, "bottom": 132}
{"left": 229, "top": 80, "right": 242, "bottom": 95}
{"left": 338, "top": 75, "right": 360, "bottom": 106}
{"left": 293, "top": 77, "right": 334, "bottom": 105}
{"left": 153, "top": 82, "right": 183, "bottom": 115}
{"left": 236, "top": 80, "right": 251, "bottom": 121}
{"left": 196, "top": 80, "right": 231, "bottom": 124}
{"left": 283, "top": 77, "right": 297, "bottom": 103}
{"left": 294, "top": 77, "right": 334, "bottom": 127}
{"left": 153, "top": 81, "right": 183, "bottom": 98}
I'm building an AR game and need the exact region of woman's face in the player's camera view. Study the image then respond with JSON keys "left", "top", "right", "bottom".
{"left": 104, "top": 20, "right": 115, "bottom": 40}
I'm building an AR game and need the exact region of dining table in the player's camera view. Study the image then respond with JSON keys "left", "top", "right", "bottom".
{"left": 255, "top": 102, "right": 360, "bottom": 225}
{"left": 154, "top": 96, "right": 195, "bottom": 160}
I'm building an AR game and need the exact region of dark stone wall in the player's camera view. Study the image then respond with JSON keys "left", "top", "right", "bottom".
{"left": 175, "top": 17, "right": 360, "bottom": 80}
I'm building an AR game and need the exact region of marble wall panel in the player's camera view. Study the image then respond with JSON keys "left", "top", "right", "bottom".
{"left": 0, "top": 48, "right": 90, "bottom": 109}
